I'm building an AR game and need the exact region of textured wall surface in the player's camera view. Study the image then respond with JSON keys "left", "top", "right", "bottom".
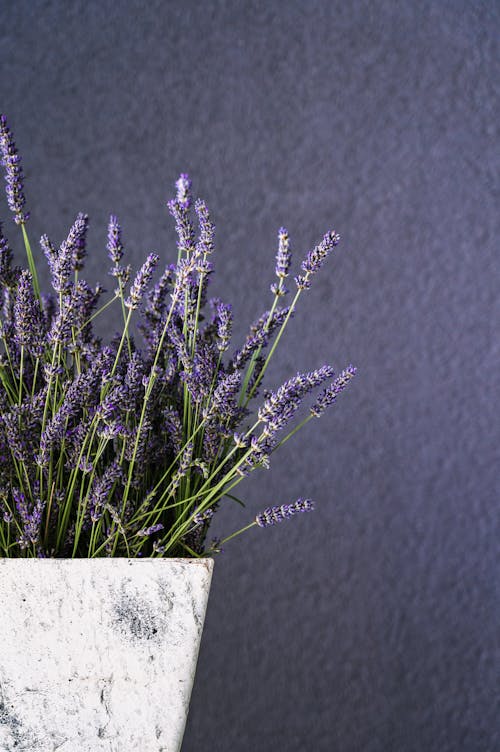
{"left": 0, "top": 1, "right": 498, "bottom": 751}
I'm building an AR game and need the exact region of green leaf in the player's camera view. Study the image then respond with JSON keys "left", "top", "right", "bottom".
{"left": 224, "top": 492, "right": 246, "bottom": 508}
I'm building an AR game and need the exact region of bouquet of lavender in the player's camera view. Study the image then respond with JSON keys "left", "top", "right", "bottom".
{"left": 0, "top": 115, "right": 356, "bottom": 559}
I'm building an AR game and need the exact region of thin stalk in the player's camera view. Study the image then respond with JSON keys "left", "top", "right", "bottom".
{"left": 219, "top": 521, "right": 256, "bottom": 546}
{"left": 20, "top": 223, "right": 40, "bottom": 300}
{"left": 244, "top": 286, "right": 303, "bottom": 407}
{"left": 238, "top": 292, "right": 280, "bottom": 407}
{"left": 43, "top": 482, "right": 56, "bottom": 547}
{"left": 17, "top": 345, "right": 24, "bottom": 405}
{"left": 73, "top": 293, "right": 119, "bottom": 335}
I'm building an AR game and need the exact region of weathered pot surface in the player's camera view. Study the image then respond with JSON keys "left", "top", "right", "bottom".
{"left": 0, "top": 557, "right": 213, "bottom": 752}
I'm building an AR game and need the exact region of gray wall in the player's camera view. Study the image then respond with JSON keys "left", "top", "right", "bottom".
{"left": 1, "top": 1, "right": 498, "bottom": 750}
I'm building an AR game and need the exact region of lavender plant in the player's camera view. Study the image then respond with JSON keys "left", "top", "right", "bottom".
{"left": 0, "top": 115, "right": 356, "bottom": 558}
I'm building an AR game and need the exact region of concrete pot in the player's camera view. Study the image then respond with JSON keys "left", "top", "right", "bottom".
{"left": 0, "top": 557, "right": 213, "bottom": 752}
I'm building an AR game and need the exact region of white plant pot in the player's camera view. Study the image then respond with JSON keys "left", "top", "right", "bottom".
{"left": 0, "top": 557, "right": 213, "bottom": 751}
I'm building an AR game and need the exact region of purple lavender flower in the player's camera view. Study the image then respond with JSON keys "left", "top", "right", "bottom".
{"left": 47, "top": 278, "right": 100, "bottom": 349}
{"left": 88, "top": 461, "right": 123, "bottom": 523}
{"left": 70, "top": 279, "right": 102, "bottom": 350}
{"left": 152, "top": 541, "right": 166, "bottom": 555}
{"left": 144, "top": 264, "right": 176, "bottom": 320}
{"left": 72, "top": 212, "right": 89, "bottom": 271}
{"left": 48, "top": 307, "right": 73, "bottom": 346}
{"left": 64, "top": 419, "right": 91, "bottom": 470}
{"left": 107, "top": 214, "right": 123, "bottom": 265}
{"left": 168, "top": 198, "right": 196, "bottom": 255}
{"left": 78, "top": 456, "right": 93, "bottom": 474}
{"left": 257, "top": 365, "right": 335, "bottom": 432}
{"left": 193, "top": 507, "right": 214, "bottom": 525}
{"left": 167, "top": 175, "right": 196, "bottom": 255}
{"left": 234, "top": 367, "right": 335, "bottom": 476}
{"left": 171, "top": 326, "right": 216, "bottom": 402}
{"left": 167, "top": 323, "right": 192, "bottom": 375}
{"left": 1, "top": 284, "right": 16, "bottom": 340}
{"left": 295, "top": 230, "right": 340, "bottom": 290}
{"left": 215, "top": 299, "right": 232, "bottom": 352}
{"left": 37, "top": 363, "right": 103, "bottom": 466}
{"left": 204, "top": 371, "right": 241, "bottom": 421}
{"left": 110, "top": 263, "right": 131, "bottom": 293}
{"left": 175, "top": 173, "right": 192, "bottom": 210}
{"left": 169, "top": 255, "right": 197, "bottom": 315}
{"left": 236, "top": 432, "right": 274, "bottom": 475}
{"left": 13, "top": 270, "right": 46, "bottom": 357}
{"left": 124, "top": 352, "right": 145, "bottom": 400}
{"left": 0, "top": 115, "right": 29, "bottom": 224}
{"left": 14, "top": 488, "right": 45, "bottom": 548}
{"left": 271, "top": 227, "right": 291, "bottom": 296}
{"left": 201, "top": 371, "right": 243, "bottom": 461}
{"left": 195, "top": 198, "right": 215, "bottom": 256}
{"left": 136, "top": 522, "right": 164, "bottom": 537}
{"left": 168, "top": 441, "right": 194, "bottom": 495}
{"left": 2, "top": 408, "right": 30, "bottom": 463}
{"left": 40, "top": 292, "right": 56, "bottom": 329}
{"left": 186, "top": 342, "right": 218, "bottom": 403}
{"left": 125, "top": 253, "right": 159, "bottom": 309}
{"left": 96, "top": 382, "right": 129, "bottom": 424}
{"left": 2, "top": 508, "right": 13, "bottom": 524}
{"left": 310, "top": 365, "right": 357, "bottom": 417}
{"left": 162, "top": 406, "right": 183, "bottom": 455}
{"left": 51, "top": 214, "right": 90, "bottom": 293}
{"left": 0, "top": 220, "right": 14, "bottom": 286}
{"left": 40, "top": 233, "right": 56, "bottom": 270}
{"left": 255, "top": 498, "right": 314, "bottom": 528}
{"left": 232, "top": 306, "right": 291, "bottom": 371}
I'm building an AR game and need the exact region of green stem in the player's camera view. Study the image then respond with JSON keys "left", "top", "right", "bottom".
{"left": 244, "top": 287, "right": 303, "bottom": 407}
{"left": 219, "top": 521, "right": 257, "bottom": 546}
{"left": 21, "top": 223, "right": 41, "bottom": 300}
{"left": 17, "top": 345, "right": 24, "bottom": 406}
{"left": 238, "top": 294, "right": 280, "bottom": 407}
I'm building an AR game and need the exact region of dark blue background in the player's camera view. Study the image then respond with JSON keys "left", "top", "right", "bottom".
{"left": 1, "top": 1, "right": 498, "bottom": 750}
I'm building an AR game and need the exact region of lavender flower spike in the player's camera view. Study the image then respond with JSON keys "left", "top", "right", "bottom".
{"left": 295, "top": 229, "right": 340, "bottom": 290}
{"left": 176, "top": 173, "right": 192, "bottom": 210}
{"left": 216, "top": 300, "right": 232, "bottom": 352}
{"left": 136, "top": 523, "right": 164, "bottom": 537}
{"left": 72, "top": 211, "right": 89, "bottom": 271}
{"left": 255, "top": 497, "right": 314, "bottom": 528}
{"left": 125, "top": 253, "right": 159, "bottom": 309}
{"left": 0, "top": 220, "right": 14, "bottom": 285}
{"left": 193, "top": 507, "right": 214, "bottom": 525}
{"left": 310, "top": 365, "right": 357, "bottom": 417}
{"left": 0, "top": 114, "right": 29, "bottom": 224}
{"left": 257, "top": 365, "right": 335, "bottom": 432}
{"left": 52, "top": 214, "right": 90, "bottom": 293}
{"left": 232, "top": 305, "right": 291, "bottom": 371}
{"left": 195, "top": 198, "right": 215, "bottom": 256}
{"left": 167, "top": 198, "right": 195, "bottom": 256}
{"left": 107, "top": 214, "right": 123, "bottom": 264}
{"left": 14, "top": 488, "right": 45, "bottom": 549}
{"left": 271, "top": 227, "right": 292, "bottom": 296}
{"left": 13, "top": 270, "right": 46, "bottom": 357}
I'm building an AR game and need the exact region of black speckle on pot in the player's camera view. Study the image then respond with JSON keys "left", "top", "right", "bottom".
{"left": 0, "top": 698, "right": 21, "bottom": 735}
{"left": 0, "top": 695, "right": 41, "bottom": 750}
{"left": 109, "top": 582, "right": 168, "bottom": 643}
